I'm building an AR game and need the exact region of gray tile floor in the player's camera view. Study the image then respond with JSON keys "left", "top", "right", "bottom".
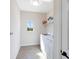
{"left": 16, "top": 45, "right": 47, "bottom": 59}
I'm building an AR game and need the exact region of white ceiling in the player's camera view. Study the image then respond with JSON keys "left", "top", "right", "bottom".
{"left": 16, "top": 0, "right": 54, "bottom": 13}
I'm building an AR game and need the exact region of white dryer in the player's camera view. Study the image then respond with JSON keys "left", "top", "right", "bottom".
{"left": 40, "top": 34, "right": 53, "bottom": 59}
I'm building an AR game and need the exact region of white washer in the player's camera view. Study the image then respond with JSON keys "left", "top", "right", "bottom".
{"left": 40, "top": 34, "right": 53, "bottom": 59}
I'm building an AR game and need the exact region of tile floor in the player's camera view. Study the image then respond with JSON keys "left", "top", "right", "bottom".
{"left": 16, "top": 45, "right": 47, "bottom": 59}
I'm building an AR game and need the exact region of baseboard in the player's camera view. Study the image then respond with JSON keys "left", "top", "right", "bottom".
{"left": 21, "top": 43, "right": 40, "bottom": 46}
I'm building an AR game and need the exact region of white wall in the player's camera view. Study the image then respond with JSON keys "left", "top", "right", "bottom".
{"left": 46, "top": 8, "right": 54, "bottom": 34}
{"left": 20, "top": 11, "right": 46, "bottom": 46}
{"left": 10, "top": 0, "right": 20, "bottom": 59}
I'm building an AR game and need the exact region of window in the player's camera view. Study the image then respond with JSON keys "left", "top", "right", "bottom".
{"left": 27, "top": 20, "right": 33, "bottom": 31}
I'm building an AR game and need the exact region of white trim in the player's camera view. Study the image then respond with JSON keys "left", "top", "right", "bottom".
{"left": 16, "top": 46, "right": 21, "bottom": 59}
{"left": 21, "top": 43, "right": 40, "bottom": 46}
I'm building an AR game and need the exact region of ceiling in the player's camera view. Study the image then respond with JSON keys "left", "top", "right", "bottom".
{"left": 16, "top": 0, "right": 54, "bottom": 13}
